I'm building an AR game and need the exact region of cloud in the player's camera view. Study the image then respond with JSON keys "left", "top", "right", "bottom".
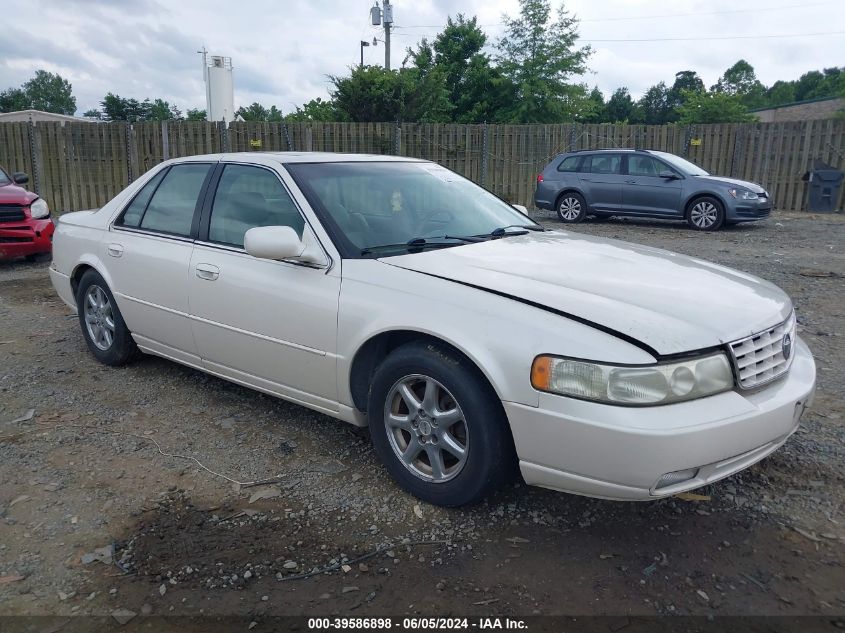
{"left": 1, "top": 0, "right": 842, "bottom": 114}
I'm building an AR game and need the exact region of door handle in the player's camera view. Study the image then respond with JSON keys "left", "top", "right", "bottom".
{"left": 107, "top": 243, "right": 123, "bottom": 258}
{"left": 195, "top": 263, "right": 220, "bottom": 281}
{"left": 625, "top": 179, "right": 637, "bottom": 184}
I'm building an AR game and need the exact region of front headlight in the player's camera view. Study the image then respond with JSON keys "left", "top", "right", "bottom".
{"left": 530, "top": 352, "right": 734, "bottom": 406}
{"left": 29, "top": 198, "right": 50, "bottom": 219}
{"left": 728, "top": 188, "right": 758, "bottom": 201}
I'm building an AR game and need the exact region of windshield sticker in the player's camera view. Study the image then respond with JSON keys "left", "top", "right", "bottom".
{"left": 421, "top": 164, "right": 459, "bottom": 183}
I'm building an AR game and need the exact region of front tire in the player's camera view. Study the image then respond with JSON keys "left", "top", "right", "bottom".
{"left": 76, "top": 270, "right": 137, "bottom": 365}
{"left": 556, "top": 192, "right": 587, "bottom": 223}
{"left": 368, "top": 342, "right": 515, "bottom": 506}
{"left": 686, "top": 196, "right": 725, "bottom": 231}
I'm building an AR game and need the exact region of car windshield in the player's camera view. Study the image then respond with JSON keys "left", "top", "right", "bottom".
{"left": 0, "top": 169, "right": 10, "bottom": 186}
{"left": 286, "top": 161, "right": 541, "bottom": 257}
{"left": 650, "top": 151, "right": 709, "bottom": 176}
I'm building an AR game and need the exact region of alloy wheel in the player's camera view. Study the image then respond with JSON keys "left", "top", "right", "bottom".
{"left": 83, "top": 284, "right": 115, "bottom": 351}
{"left": 558, "top": 197, "right": 582, "bottom": 221}
{"left": 690, "top": 201, "right": 718, "bottom": 228}
{"left": 383, "top": 374, "right": 469, "bottom": 483}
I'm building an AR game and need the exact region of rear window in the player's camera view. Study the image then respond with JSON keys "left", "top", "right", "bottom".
{"left": 139, "top": 163, "right": 212, "bottom": 236}
{"left": 583, "top": 154, "right": 621, "bottom": 175}
{"left": 556, "top": 156, "right": 580, "bottom": 172}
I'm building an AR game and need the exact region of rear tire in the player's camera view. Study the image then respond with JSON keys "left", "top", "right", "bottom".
{"left": 556, "top": 192, "right": 587, "bottom": 223}
{"left": 367, "top": 342, "right": 515, "bottom": 506}
{"left": 686, "top": 196, "right": 725, "bottom": 231}
{"left": 76, "top": 270, "right": 137, "bottom": 366}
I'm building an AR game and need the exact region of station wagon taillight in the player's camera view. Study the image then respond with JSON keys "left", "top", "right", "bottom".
{"left": 537, "top": 173, "right": 544, "bottom": 183}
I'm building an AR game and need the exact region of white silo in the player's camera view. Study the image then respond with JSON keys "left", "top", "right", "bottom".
{"left": 201, "top": 49, "right": 234, "bottom": 122}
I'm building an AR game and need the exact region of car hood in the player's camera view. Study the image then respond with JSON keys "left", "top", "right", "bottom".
{"left": 0, "top": 182, "right": 38, "bottom": 205}
{"left": 694, "top": 175, "right": 767, "bottom": 193}
{"left": 383, "top": 231, "right": 792, "bottom": 356}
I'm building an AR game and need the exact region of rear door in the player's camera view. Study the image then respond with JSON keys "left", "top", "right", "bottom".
{"left": 578, "top": 154, "right": 625, "bottom": 211}
{"left": 106, "top": 162, "right": 214, "bottom": 364}
{"left": 623, "top": 154, "right": 683, "bottom": 216}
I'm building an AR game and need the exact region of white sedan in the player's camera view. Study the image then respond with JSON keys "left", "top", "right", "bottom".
{"left": 49, "top": 152, "right": 816, "bottom": 506}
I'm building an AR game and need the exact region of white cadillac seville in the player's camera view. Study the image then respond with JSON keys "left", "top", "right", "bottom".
{"left": 49, "top": 153, "right": 816, "bottom": 506}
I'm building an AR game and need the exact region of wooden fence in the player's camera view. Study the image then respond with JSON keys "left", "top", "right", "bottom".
{"left": 1, "top": 119, "right": 843, "bottom": 214}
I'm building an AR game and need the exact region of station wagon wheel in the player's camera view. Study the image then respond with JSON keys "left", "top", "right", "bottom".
{"left": 76, "top": 269, "right": 137, "bottom": 366}
{"left": 368, "top": 342, "right": 515, "bottom": 506}
{"left": 686, "top": 196, "right": 725, "bottom": 231}
{"left": 556, "top": 192, "right": 587, "bottom": 223}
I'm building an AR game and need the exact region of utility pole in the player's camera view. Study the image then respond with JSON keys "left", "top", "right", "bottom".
{"left": 369, "top": 1, "right": 394, "bottom": 70}
{"left": 383, "top": 0, "right": 392, "bottom": 70}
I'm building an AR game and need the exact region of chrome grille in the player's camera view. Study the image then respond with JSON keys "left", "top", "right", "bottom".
{"left": 728, "top": 312, "right": 796, "bottom": 389}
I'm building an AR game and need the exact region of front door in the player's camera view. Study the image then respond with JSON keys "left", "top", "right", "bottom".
{"left": 187, "top": 163, "right": 341, "bottom": 412}
{"left": 623, "top": 155, "right": 683, "bottom": 216}
{"left": 106, "top": 162, "right": 214, "bottom": 363}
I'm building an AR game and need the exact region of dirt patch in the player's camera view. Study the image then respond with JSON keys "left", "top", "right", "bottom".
{"left": 1, "top": 212, "right": 844, "bottom": 626}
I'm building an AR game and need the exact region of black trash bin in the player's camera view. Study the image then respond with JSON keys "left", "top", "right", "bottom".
{"left": 802, "top": 160, "right": 843, "bottom": 213}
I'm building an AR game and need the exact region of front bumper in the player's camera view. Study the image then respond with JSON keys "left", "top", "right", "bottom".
{"left": 507, "top": 338, "right": 816, "bottom": 500}
{"left": 727, "top": 197, "right": 772, "bottom": 222}
{"left": 0, "top": 217, "right": 55, "bottom": 259}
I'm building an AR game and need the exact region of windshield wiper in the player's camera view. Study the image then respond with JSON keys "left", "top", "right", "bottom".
{"left": 488, "top": 224, "right": 545, "bottom": 237}
{"left": 360, "top": 235, "right": 480, "bottom": 256}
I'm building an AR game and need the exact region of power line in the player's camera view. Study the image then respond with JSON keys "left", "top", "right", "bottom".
{"left": 579, "top": 1, "right": 835, "bottom": 22}
{"left": 391, "top": 0, "right": 838, "bottom": 29}
{"left": 581, "top": 31, "right": 845, "bottom": 42}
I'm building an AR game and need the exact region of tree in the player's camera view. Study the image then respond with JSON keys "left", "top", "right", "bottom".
{"left": 82, "top": 109, "right": 102, "bottom": 119}
{"left": 676, "top": 90, "right": 756, "bottom": 124}
{"left": 766, "top": 81, "right": 796, "bottom": 106}
{"left": 331, "top": 65, "right": 450, "bottom": 123}
{"left": 580, "top": 86, "right": 605, "bottom": 122}
{"left": 496, "top": 0, "right": 592, "bottom": 123}
{"left": 186, "top": 108, "right": 207, "bottom": 121}
{"left": 408, "top": 14, "right": 514, "bottom": 123}
{"left": 0, "top": 88, "right": 29, "bottom": 113}
{"left": 284, "top": 98, "right": 340, "bottom": 122}
{"left": 236, "top": 102, "right": 270, "bottom": 121}
{"left": 712, "top": 60, "right": 766, "bottom": 109}
{"left": 604, "top": 87, "right": 635, "bottom": 122}
{"left": 20, "top": 70, "right": 76, "bottom": 114}
{"left": 667, "top": 70, "right": 704, "bottom": 120}
{"left": 146, "top": 98, "right": 181, "bottom": 121}
{"left": 635, "top": 81, "right": 672, "bottom": 124}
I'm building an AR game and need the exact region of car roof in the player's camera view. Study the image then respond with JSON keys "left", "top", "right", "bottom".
{"left": 566, "top": 148, "right": 656, "bottom": 154}
{"left": 164, "top": 152, "right": 428, "bottom": 166}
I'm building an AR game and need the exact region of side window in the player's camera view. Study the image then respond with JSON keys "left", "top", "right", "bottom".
{"left": 209, "top": 164, "right": 304, "bottom": 248}
{"left": 139, "top": 163, "right": 211, "bottom": 236}
{"left": 585, "top": 154, "right": 621, "bottom": 175}
{"left": 557, "top": 156, "right": 580, "bottom": 172}
{"left": 628, "top": 156, "right": 667, "bottom": 177}
{"left": 118, "top": 168, "right": 167, "bottom": 228}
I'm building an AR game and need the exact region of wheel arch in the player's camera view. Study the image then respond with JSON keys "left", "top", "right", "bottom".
{"left": 683, "top": 191, "right": 728, "bottom": 216}
{"left": 348, "top": 329, "right": 505, "bottom": 416}
{"left": 554, "top": 187, "right": 588, "bottom": 210}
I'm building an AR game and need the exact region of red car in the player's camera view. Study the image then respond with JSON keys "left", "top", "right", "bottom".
{"left": 0, "top": 166, "right": 54, "bottom": 261}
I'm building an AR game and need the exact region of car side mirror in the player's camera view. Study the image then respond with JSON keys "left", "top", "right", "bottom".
{"left": 659, "top": 171, "right": 679, "bottom": 180}
{"left": 244, "top": 225, "right": 326, "bottom": 265}
{"left": 12, "top": 172, "right": 28, "bottom": 185}
{"left": 512, "top": 204, "right": 529, "bottom": 214}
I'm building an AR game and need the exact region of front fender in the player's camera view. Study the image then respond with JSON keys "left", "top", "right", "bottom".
{"left": 337, "top": 260, "right": 656, "bottom": 411}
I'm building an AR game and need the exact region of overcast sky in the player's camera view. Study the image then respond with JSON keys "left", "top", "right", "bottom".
{"left": 2, "top": 0, "right": 844, "bottom": 115}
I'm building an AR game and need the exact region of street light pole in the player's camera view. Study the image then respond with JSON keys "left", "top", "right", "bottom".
{"left": 360, "top": 40, "right": 370, "bottom": 68}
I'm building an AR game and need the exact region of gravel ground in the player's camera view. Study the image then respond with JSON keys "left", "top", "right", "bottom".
{"left": 0, "top": 212, "right": 843, "bottom": 630}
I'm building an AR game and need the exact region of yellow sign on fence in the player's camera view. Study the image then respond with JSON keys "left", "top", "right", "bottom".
{"left": 690, "top": 138, "right": 702, "bottom": 146}
{"left": 249, "top": 139, "right": 262, "bottom": 148}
